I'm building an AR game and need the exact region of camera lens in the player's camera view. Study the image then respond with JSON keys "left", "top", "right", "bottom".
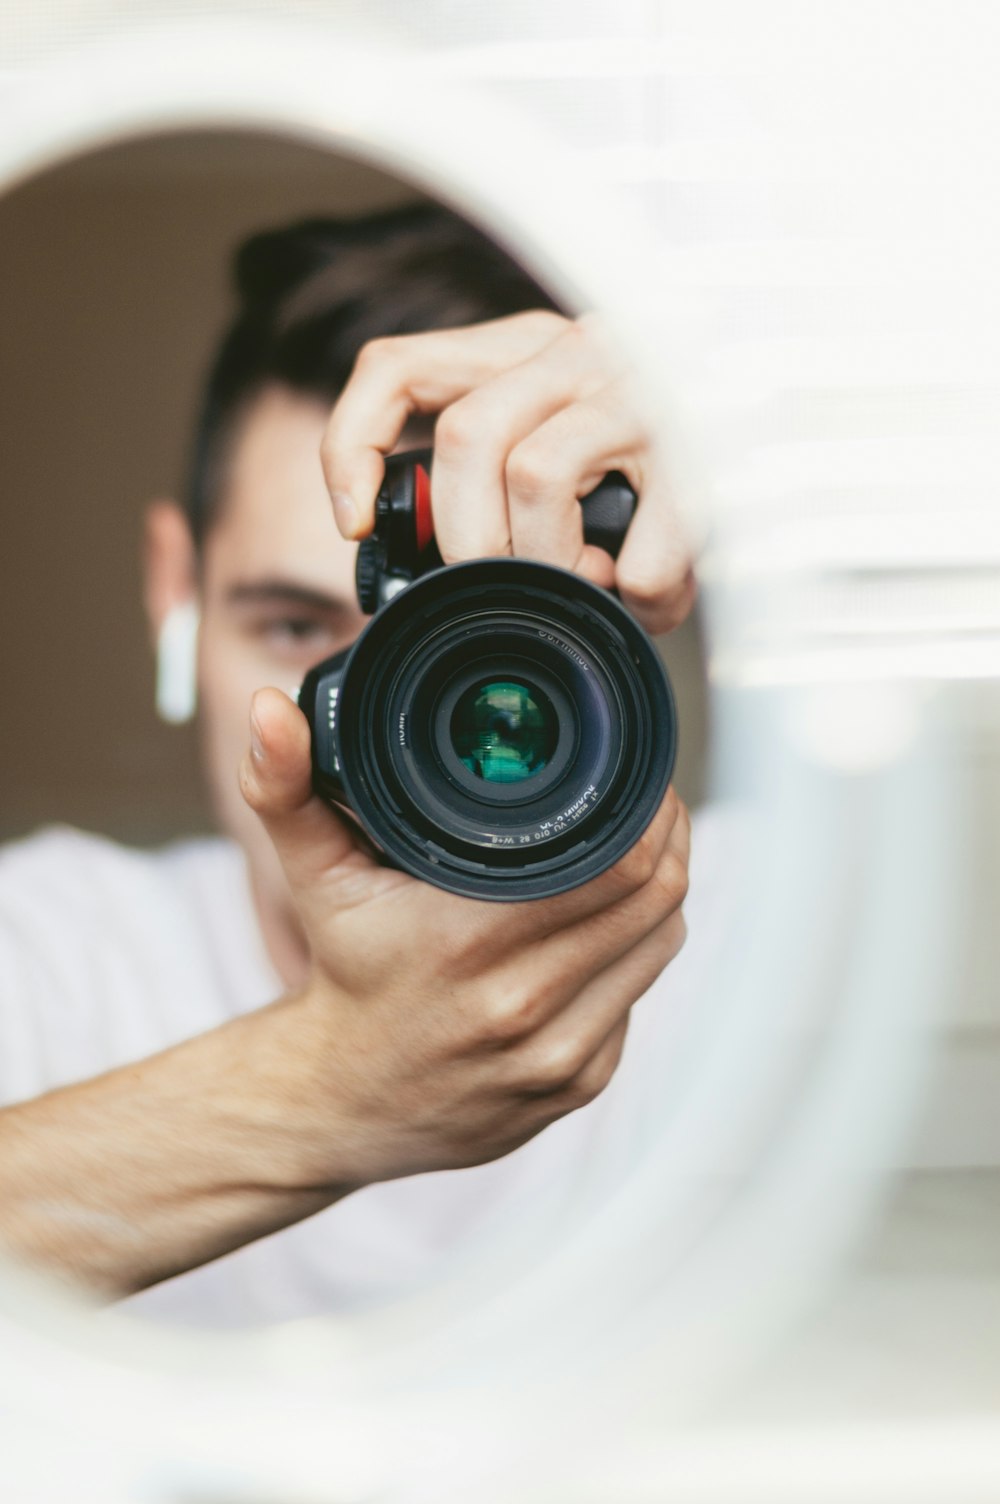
{"left": 451, "top": 679, "right": 558, "bottom": 784}
{"left": 319, "top": 559, "right": 677, "bottom": 901}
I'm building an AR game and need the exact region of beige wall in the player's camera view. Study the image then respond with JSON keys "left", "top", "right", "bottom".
{"left": 0, "top": 129, "right": 708, "bottom": 848}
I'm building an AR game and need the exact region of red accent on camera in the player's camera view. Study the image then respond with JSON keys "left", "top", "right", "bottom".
{"left": 415, "top": 463, "right": 434, "bottom": 553}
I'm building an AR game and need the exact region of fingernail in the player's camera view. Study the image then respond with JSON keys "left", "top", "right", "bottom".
{"left": 250, "top": 708, "right": 266, "bottom": 764}
{"left": 331, "top": 491, "right": 357, "bottom": 539}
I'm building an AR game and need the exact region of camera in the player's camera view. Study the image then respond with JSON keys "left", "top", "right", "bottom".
{"left": 298, "top": 450, "right": 677, "bottom": 901}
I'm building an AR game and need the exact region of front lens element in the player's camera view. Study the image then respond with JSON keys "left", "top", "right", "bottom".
{"left": 451, "top": 679, "right": 557, "bottom": 783}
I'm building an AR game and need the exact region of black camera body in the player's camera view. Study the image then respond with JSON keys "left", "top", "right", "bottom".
{"left": 298, "top": 451, "right": 677, "bottom": 901}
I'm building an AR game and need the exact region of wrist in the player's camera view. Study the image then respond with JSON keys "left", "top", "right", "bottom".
{"left": 231, "top": 982, "right": 368, "bottom": 1200}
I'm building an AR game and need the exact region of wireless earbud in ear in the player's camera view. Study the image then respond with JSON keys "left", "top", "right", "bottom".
{"left": 155, "top": 601, "right": 200, "bottom": 725}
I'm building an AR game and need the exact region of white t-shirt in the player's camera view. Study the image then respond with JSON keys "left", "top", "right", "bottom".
{"left": 0, "top": 819, "right": 720, "bottom": 1328}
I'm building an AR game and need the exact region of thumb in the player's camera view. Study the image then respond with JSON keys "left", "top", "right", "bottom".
{"left": 238, "top": 686, "right": 374, "bottom": 895}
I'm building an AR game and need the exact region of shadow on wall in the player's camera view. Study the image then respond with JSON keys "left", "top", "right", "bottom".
{"left": 0, "top": 129, "right": 709, "bottom": 848}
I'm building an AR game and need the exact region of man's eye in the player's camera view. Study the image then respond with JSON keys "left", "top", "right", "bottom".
{"left": 260, "top": 618, "right": 335, "bottom": 652}
{"left": 238, "top": 606, "right": 364, "bottom": 660}
{"left": 275, "top": 618, "right": 324, "bottom": 640}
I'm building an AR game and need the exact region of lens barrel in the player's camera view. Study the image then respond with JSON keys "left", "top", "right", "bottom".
{"left": 302, "top": 558, "right": 677, "bottom": 901}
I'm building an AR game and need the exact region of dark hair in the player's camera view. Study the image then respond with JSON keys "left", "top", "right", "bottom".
{"left": 186, "top": 204, "right": 562, "bottom": 545}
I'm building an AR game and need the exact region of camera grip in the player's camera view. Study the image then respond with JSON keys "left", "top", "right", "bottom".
{"left": 360, "top": 452, "right": 639, "bottom": 615}
{"left": 578, "top": 473, "right": 637, "bottom": 559}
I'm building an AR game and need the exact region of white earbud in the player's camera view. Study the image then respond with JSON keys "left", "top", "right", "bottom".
{"left": 155, "top": 601, "right": 200, "bottom": 725}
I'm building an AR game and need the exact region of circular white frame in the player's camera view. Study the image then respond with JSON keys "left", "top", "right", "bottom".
{"left": 0, "top": 18, "right": 958, "bottom": 1503}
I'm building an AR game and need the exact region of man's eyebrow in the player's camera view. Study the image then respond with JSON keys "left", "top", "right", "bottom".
{"left": 225, "top": 580, "right": 354, "bottom": 611}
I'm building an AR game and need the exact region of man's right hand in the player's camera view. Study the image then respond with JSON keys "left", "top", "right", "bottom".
{"left": 0, "top": 688, "right": 687, "bottom": 1304}
{"left": 239, "top": 685, "right": 690, "bottom": 1189}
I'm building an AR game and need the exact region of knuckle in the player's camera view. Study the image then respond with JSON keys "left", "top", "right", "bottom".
{"left": 613, "top": 828, "right": 659, "bottom": 895}
{"left": 479, "top": 978, "right": 544, "bottom": 1045}
{"left": 654, "top": 851, "right": 690, "bottom": 913}
{"left": 653, "top": 589, "right": 697, "bottom": 635}
{"left": 505, "top": 442, "right": 558, "bottom": 504}
{"left": 617, "top": 563, "right": 668, "bottom": 609}
{"left": 352, "top": 336, "right": 396, "bottom": 377}
{"left": 574, "top": 1049, "right": 622, "bottom": 1109}
{"left": 433, "top": 400, "right": 479, "bottom": 460}
{"left": 526, "top": 1033, "right": 589, "bottom": 1095}
{"left": 515, "top": 309, "right": 569, "bottom": 341}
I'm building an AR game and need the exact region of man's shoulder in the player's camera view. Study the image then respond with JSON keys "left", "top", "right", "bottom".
{"left": 0, "top": 828, "right": 272, "bottom": 1096}
{"left": 0, "top": 825, "right": 239, "bottom": 911}
{"left": 0, "top": 823, "right": 234, "bottom": 867}
{"left": 0, "top": 826, "right": 254, "bottom": 973}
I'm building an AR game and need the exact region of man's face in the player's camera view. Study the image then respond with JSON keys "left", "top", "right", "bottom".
{"left": 196, "top": 384, "right": 366, "bottom": 918}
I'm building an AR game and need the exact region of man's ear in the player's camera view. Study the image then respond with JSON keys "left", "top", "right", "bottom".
{"left": 144, "top": 501, "right": 200, "bottom": 725}
{"left": 143, "top": 499, "right": 198, "bottom": 640}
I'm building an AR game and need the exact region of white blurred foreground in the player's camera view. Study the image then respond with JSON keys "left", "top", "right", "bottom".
{"left": 0, "top": 4, "right": 997, "bottom": 1500}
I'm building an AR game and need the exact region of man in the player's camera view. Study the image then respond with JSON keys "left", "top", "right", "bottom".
{"left": 0, "top": 206, "right": 692, "bottom": 1325}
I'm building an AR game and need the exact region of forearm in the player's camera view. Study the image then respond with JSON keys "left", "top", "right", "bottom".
{"left": 0, "top": 990, "right": 359, "bottom": 1300}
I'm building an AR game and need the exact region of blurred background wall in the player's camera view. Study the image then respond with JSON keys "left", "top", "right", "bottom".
{"left": 0, "top": 127, "right": 710, "bottom": 845}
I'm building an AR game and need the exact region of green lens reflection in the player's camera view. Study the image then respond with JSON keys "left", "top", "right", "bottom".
{"left": 451, "top": 680, "right": 557, "bottom": 784}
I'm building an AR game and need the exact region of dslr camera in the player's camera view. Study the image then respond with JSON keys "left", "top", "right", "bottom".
{"left": 299, "top": 450, "right": 677, "bottom": 901}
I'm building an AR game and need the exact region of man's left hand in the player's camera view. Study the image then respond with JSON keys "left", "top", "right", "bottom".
{"left": 319, "top": 310, "right": 695, "bottom": 635}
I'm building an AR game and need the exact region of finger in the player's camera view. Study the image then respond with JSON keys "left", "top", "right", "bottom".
{"left": 371, "top": 793, "right": 681, "bottom": 992}
{"left": 538, "top": 797, "right": 690, "bottom": 996}
{"left": 502, "top": 376, "right": 650, "bottom": 573}
{"left": 574, "top": 544, "right": 618, "bottom": 591}
{"left": 614, "top": 456, "right": 697, "bottom": 634}
{"left": 540, "top": 786, "right": 689, "bottom": 939}
{"left": 428, "top": 319, "right": 623, "bottom": 563}
{"left": 320, "top": 311, "right": 567, "bottom": 540}
{"left": 238, "top": 687, "right": 379, "bottom": 903}
{"left": 497, "top": 796, "right": 691, "bottom": 1032}
{"left": 502, "top": 1016, "right": 631, "bottom": 1145}
{"left": 565, "top": 1013, "right": 630, "bottom": 1108}
{"left": 517, "top": 905, "right": 689, "bottom": 1098}
{"left": 449, "top": 784, "right": 687, "bottom": 962}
